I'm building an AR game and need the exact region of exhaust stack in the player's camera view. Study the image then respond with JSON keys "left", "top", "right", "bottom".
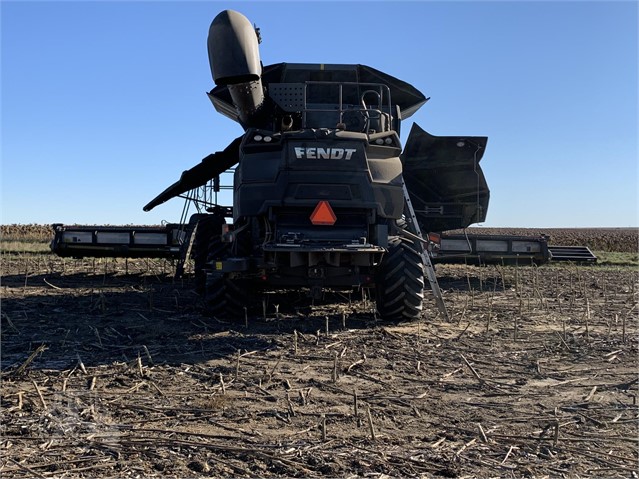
{"left": 207, "top": 10, "right": 264, "bottom": 128}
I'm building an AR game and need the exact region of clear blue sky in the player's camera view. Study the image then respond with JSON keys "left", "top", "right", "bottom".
{"left": 2, "top": 1, "right": 637, "bottom": 228}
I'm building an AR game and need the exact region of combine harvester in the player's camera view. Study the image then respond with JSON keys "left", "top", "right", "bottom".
{"left": 51, "top": 10, "right": 594, "bottom": 321}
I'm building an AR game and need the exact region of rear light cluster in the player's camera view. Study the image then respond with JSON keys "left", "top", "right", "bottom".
{"left": 253, "top": 134, "right": 273, "bottom": 142}
{"left": 368, "top": 133, "right": 398, "bottom": 147}
{"left": 249, "top": 131, "right": 281, "bottom": 144}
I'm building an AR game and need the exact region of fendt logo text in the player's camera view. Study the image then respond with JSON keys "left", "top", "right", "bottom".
{"left": 294, "top": 147, "right": 357, "bottom": 160}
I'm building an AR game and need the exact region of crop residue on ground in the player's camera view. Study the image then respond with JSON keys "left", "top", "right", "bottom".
{"left": 1, "top": 227, "right": 638, "bottom": 477}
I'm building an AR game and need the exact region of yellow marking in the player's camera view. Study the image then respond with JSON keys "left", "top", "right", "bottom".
{"left": 320, "top": 64, "right": 324, "bottom": 70}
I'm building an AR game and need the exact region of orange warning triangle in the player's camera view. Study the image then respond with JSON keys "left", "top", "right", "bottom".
{"left": 310, "top": 200, "right": 337, "bottom": 225}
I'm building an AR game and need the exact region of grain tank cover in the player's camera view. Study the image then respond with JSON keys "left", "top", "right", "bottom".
{"left": 401, "top": 123, "right": 489, "bottom": 232}
{"left": 207, "top": 63, "right": 429, "bottom": 128}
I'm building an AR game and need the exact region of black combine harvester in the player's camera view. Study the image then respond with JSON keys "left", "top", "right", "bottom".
{"left": 51, "top": 10, "right": 594, "bottom": 320}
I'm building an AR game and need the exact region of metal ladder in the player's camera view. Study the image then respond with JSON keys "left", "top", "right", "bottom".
{"left": 401, "top": 181, "right": 450, "bottom": 320}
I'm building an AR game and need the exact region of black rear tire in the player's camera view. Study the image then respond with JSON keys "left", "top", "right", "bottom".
{"left": 204, "top": 271, "right": 226, "bottom": 318}
{"left": 193, "top": 214, "right": 225, "bottom": 295}
{"left": 375, "top": 236, "right": 425, "bottom": 322}
{"left": 203, "top": 226, "right": 256, "bottom": 321}
{"left": 204, "top": 273, "right": 255, "bottom": 321}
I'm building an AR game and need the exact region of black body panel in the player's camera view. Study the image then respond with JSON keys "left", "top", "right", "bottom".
{"left": 401, "top": 123, "right": 489, "bottom": 232}
{"left": 234, "top": 129, "right": 404, "bottom": 222}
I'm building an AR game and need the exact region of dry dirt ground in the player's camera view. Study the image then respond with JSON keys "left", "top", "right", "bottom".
{"left": 1, "top": 252, "right": 638, "bottom": 478}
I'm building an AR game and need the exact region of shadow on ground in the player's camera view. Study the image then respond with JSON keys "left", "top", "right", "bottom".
{"left": 1, "top": 271, "right": 382, "bottom": 372}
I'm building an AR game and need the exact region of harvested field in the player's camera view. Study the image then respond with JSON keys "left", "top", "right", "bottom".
{"left": 1, "top": 227, "right": 638, "bottom": 478}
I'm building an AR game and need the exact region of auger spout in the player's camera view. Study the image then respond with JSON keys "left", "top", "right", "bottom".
{"left": 207, "top": 10, "right": 265, "bottom": 128}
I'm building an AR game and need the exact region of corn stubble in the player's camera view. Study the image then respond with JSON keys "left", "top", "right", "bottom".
{"left": 0, "top": 226, "right": 637, "bottom": 477}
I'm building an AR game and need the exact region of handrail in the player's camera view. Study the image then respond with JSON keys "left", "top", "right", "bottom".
{"left": 300, "top": 81, "right": 393, "bottom": 133}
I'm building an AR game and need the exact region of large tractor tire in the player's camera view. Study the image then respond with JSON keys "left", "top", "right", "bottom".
{"left": 204, "top": 274, "right": 253, "bottom": 321}
{"left": 204, "top": 270, "right": 226, "bottom": 318}
{"left": 193, "top": 214, "right": 225, "bottom": 294}
{"left": 375, "top": 236, "right": 425, "bottom": 322}
{"left": 203, "top": 228, "right": 255, "bottom": 321}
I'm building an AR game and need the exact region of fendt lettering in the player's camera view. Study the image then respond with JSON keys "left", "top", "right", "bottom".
{"left": 294, "top": 147, "right": 357, "bottom": 160}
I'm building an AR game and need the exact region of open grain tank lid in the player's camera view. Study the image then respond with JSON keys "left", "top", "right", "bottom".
{"left": 401, "top": 123, "right": 489, "bottom": 233}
